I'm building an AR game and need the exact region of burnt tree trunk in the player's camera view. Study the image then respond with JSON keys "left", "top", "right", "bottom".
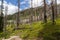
{"left": 55, "top": 0, "right": 57, "bottom": 18}
{"left": 51, "top": 1, "right": 55, "bottom": 24}
{"left": 44, "top": 0, "right": 47, "bottom": 23}
{"left": 30, "top": 0, "right": 33, "bottom": 22}
{"left": 0, "top": 0, "right": 4, "bottom": 32}
{"left": 16, "top": 0, "right": 20, "bottom": 29}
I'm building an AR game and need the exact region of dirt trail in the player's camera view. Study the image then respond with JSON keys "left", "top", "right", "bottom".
{"left": 2, "top": 36, "right": 22, "bottom": 40}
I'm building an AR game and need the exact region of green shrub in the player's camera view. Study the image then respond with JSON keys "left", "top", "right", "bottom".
{"left": 42, "top": 21, "right": 60, "bottom": 40}
{"left": 0, "top": 19, "right": 60, "bottom": 40}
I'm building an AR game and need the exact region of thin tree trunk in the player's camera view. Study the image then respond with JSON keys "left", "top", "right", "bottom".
{"left": 4, "top": 6, "right": 8, "bottom": 39}
{"left": 1, "top": 0, "right": 3, "bottom": 14}
{"left": 51, "top": 0, "right": 55, "bottom": 24}
{"left": 43, "top": 0, "right": 47, "bottom": 23}
{"left": 30, "top": 0, "right": 33, "bottom": 22}
{"left": 1, "top": 0, "right": 4, "bottom": 31}
{"left": 4, "top": 6, "right": 8, "bottom": 29}
{"left": 55, "top": 0, "right": 57, "bottom": 18}
{"left": 16, "top": 0, "right": 20, "bottom": 29}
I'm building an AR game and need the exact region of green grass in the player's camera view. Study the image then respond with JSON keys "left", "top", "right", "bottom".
{"left": 0, "top": 19, "right": 60, "bottom": 40}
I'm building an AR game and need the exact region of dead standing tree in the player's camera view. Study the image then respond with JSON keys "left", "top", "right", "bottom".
{"left": 16, "top": 0, "right": 20, "bottom": 29}
{"left": 51, "top": 0, "right": 55, "bottom": 24}
{"left": 4, "top": 6, "right": 8, "bottom": 29}
{"left": 43, "top": 0, "right": 47, "bottom": 23}
{"left": 55, "top": 0, "right": 57, "bottom": 18}
{"left": 30, "top": 0, "right": 33, "bottom": 23}
{"left": 36, "top": 0, "right": 39, "bottom": 21}
{"left": 4, "top": 5, "right": 8, "bottom": 39}
{"left": 0, "top": 0, "right": 4, "bottom": 32}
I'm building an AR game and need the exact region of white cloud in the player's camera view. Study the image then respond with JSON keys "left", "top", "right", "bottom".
{"left": 47, "top": 0, "right": 60, "bottom": 4}
{"left": 20, "top": 0, "right": 29, "bottom": 11}
{"left": 6, "top": 3, "right": 18, "bottom": 15}
{"left": 0, "top": 0, "right": 60, "bottom": 15}
{"left": 29, "top": 0, "right": 60, "bottom": 8}
{"left": 0, "top": 1, "right": 18, "bottom": 15}
{"left": 57, "top": 0, "right": 60, "bottom": 4}
{"left": 29, "top": 0, "right": 43, "bottom": 8}
{"left": 20, "top": 0, "right": 29, "bottom": 5}
{"left": 20, "top": 1, "right": 26, "bottom": 4}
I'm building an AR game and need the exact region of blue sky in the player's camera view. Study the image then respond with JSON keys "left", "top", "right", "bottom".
{"left": 0, "top": 0, "right": 60, "bottom": 15}
{"left": 0, "top": 0, "right": 30, "bottom": 15}
{"left": 3, "top": 0, "right": 52, "bottom": 11}
{"left": 3, "top": 0, "right": 50, "bottom": 11}
{"left": 5, "top": 0, "right": 30, "bottom": 10}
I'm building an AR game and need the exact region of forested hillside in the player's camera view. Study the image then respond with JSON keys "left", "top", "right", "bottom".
{"left": 7, "top": 4, "right": 60, "bottom": 21}
{"left": 7, "top": 6, "right": 43, "bottom": 20}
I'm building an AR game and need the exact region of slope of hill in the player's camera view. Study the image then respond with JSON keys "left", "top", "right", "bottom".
{"left": 7, "top": 6, "right": 43, "bottom": 20}
{"left": 7, "top": 4, "right": 60, "bottom": 22}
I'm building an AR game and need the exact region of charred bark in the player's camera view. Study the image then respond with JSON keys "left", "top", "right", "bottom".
{"left": 44, "top": 0, "right": 47, "bottom": 23}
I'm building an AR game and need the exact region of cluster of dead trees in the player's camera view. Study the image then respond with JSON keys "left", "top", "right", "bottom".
{"left": 29, "top": 0, "right": 57, "bottom": 24}
{"left": 0, "top": 0, "right": 58, "bottom": 31}
{"left": 43, "top": 0, "right": 57, "bottom": 24}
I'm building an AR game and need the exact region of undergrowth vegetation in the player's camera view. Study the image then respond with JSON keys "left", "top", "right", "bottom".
{"left": 0, "top": 19, "right": 60, "bottom": 40}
